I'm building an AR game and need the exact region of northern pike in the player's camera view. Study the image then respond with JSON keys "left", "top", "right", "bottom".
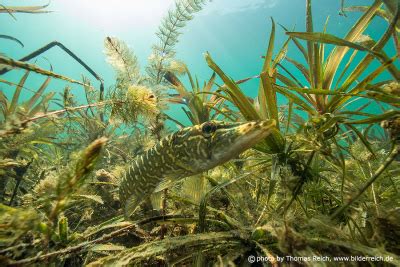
{"left": 119, "top": 120, "right": 275, "bottom": 218}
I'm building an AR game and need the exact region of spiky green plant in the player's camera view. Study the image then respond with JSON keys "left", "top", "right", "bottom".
{"left": 0, "top": 72, "right": 59, "bottom": 206}
{"left": 147, "top": 0, "right": 210, "bottom": 84}
{"left": 164, "top": 66, "right": 236, "bottom": 125}
{"left": 104, "top": 37, "right": 142, "bottom": 86}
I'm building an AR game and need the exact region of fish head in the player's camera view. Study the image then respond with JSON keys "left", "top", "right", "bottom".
{"left": 171, "top": 120, "right": 276, "bottom": 173}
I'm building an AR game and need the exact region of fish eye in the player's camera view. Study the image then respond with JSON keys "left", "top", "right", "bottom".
{"left": 201, "top": 122, "right": 216, "bottom": 137}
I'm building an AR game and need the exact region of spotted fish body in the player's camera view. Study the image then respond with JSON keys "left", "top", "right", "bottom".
{"left": 119, "top": 120, "right": 276, "bottom": 218}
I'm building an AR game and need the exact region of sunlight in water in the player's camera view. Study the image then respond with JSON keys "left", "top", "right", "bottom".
{"left": 57, "top": 0, "right": 174, "bottom": 31}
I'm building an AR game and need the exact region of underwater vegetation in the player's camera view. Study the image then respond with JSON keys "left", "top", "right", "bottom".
{"left": 0, "top": 0, "right": 399, "bottom": 266}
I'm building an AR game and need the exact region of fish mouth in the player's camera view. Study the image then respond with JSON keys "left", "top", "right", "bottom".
{"left": 211, "top": 120, "right": 276, "bottom": 164}
{"left": 234, "top": 120, "right": 276, "bottom": 150}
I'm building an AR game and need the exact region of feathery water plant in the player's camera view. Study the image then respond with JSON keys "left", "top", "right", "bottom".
{"left": 147, "top": 0, "right": 210, "bottom": 84}
{"left": 104, "top": 37, "right": 142, "bottom": 87}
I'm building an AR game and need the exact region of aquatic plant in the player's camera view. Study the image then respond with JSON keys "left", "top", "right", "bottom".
{"left": 89, "top": 0, "right": 399, "bottom": 263}
{"left": 165, "top": 68, "right": 229, "bottom": 125}
{"left": 1, "top": 0, "right": 400, "bottom": 266}
{"left": 0, "top": 72, "right": 59, "bottom": 209}
{"left": 147, "top": 0, "right": 211, "bottom": 84}
{"left": 204, "top": 0, "right": 399, "bottom": 213}
{"left": 104, "top": 37, "right": 142, "bottom": 86}
{"left": 0, "top": 2, "right": 50, "bottom": 16}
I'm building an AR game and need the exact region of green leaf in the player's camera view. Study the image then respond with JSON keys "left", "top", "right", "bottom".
{"left": 333, "top": 49, "right": 359, "bottom": 89}
{"left": 203, "top": 72, "right": 216, "bottom": 95}
{"left": 267, "top": 158, "right": 279, "bottom": 205}
{"left": 83, "top": 217, "right": 127, "bottom": 238}
{"left": 274, "top": 86, "right": 316, "bottom": 114}
{"left": 0, "top": 4, "right": 16, "bottom": 20}
{"left": 0, "top": 2, "right": 51, "bottom": 14}
{"left": 272, "top": 36, "right": 290, "bottom": 69}
{"left": 286, "top": 32, "right": 381, "bottom": 56}
{"left": 344, "top": 6, "right": 399, "bottom": 31}
{"left": 24, "top": 76, "right": 51, "bottom": 112}
{"left": 276, "top": 73, "right": 299, "bottom": 88}
{"left": 280, "top": 23, "right": 309, "bottom": 62}
{"left": 323, "top": 0, "right": 382, "bottom": 88}
{"left": 305, "top": 0, "right": 317, "bottom": 90}
{"left": 58, "top": 216, "right": 69, "bottom": 243}
{"left": 0, "top": 91, "right": 8, "bottom": 116}
{"left": 87, "top": 231, "right": 241, "bottom": 266}
{"left": 260, "top": 71, "right": 279, "bottom": 128}
{"left": 284, "top": 101, "right": 294, "bottom": 134}
{"left": 258, "top": 18, "right": 277, "bottom": 120}
{"left": 382, "top": 0, "right": 399, "bottom": 16}
{"left": 366, "top": 91, "right": 400, "bottom": 106}
{"left": 331, "top": 57, "right": 396, "bottom": 111}
{"left": 205, "top": 52, "right": 260, "bottom": 121}
{"left": 104, "top": 37, "right": 141, "bottom": 83}
{"left": 9, "top": 71, "right": 29, "bottom": 114}
{"left": 199, "top": 173, "right": 249, "bottom": 232}
{"left": 345, "top": 110, "right": 400, "bottom": 124}
{"left": 261, "top": 17, "right": 275, "bottom": 74}
{"left": 28, "top": 92, "right": 56, "bottom": 117}
{"left": 346, "top": 124, "right": 376, "bottom": 157}
{"left": 276, "top": 64, "right": 305, "bottom": 88}
{"left": 285, "top": 57, "right": 310, "bottom": 83}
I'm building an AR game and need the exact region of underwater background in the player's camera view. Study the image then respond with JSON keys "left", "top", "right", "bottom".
{"left": 1, "top": 0, "right": 394, "bottom": 127}
{"left": 1, "top": 0, "right": 399, "bottom": 266}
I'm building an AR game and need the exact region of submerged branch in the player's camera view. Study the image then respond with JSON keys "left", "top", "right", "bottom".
{"left": 0, "top": 101, "right": 120, "bottom": 136}
{"left": 22, "top": 101, "right": 112, "bottom": 123}
{"left": 7, "top": 224, "right": 141, "bottom": 266}
{"left": 0, "top": 41, "right": 105, "bottom": 104}
{"left": 7, "top": 215, "right": 194, "bottom": 266}
{"left": 0, "top": 56, "right": 89, "bottom": 87}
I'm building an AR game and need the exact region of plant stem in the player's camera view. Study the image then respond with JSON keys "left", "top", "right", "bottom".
{"left": 331, "top": 143, "right": 399, "bottom": 219}
{"left": 1, "top": 101, "right": 120, "bottom": 137}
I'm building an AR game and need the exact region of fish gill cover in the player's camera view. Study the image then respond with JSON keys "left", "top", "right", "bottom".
{"left": 0, "top": 0, "right": 399, "bottom": 266}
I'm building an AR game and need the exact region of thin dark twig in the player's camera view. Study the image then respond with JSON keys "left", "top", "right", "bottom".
{"left": 22, "top": 101, "right": 117, "bottom": 124}
{"left": 0, "top": 42, "right": 103, "bottom": 96}
{"left": 163, "top": 112, "right": 185, "bottom": 128}
{"left": 0, "top": 101, "right": 121, "bottom": 137}
{"left": 0, "top": 41, "right": 105, "bottom": 118}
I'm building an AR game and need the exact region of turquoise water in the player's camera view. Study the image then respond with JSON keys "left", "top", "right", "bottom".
{"left": 0, "top": 0, "right": 395, "bottom": 127}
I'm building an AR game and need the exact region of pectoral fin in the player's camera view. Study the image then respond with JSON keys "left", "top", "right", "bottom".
{"left": 124, "top": 194, "right": 142, "bottom": 219}
{"left": 154, "top": 177, "right": 177, "bottom": 192}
